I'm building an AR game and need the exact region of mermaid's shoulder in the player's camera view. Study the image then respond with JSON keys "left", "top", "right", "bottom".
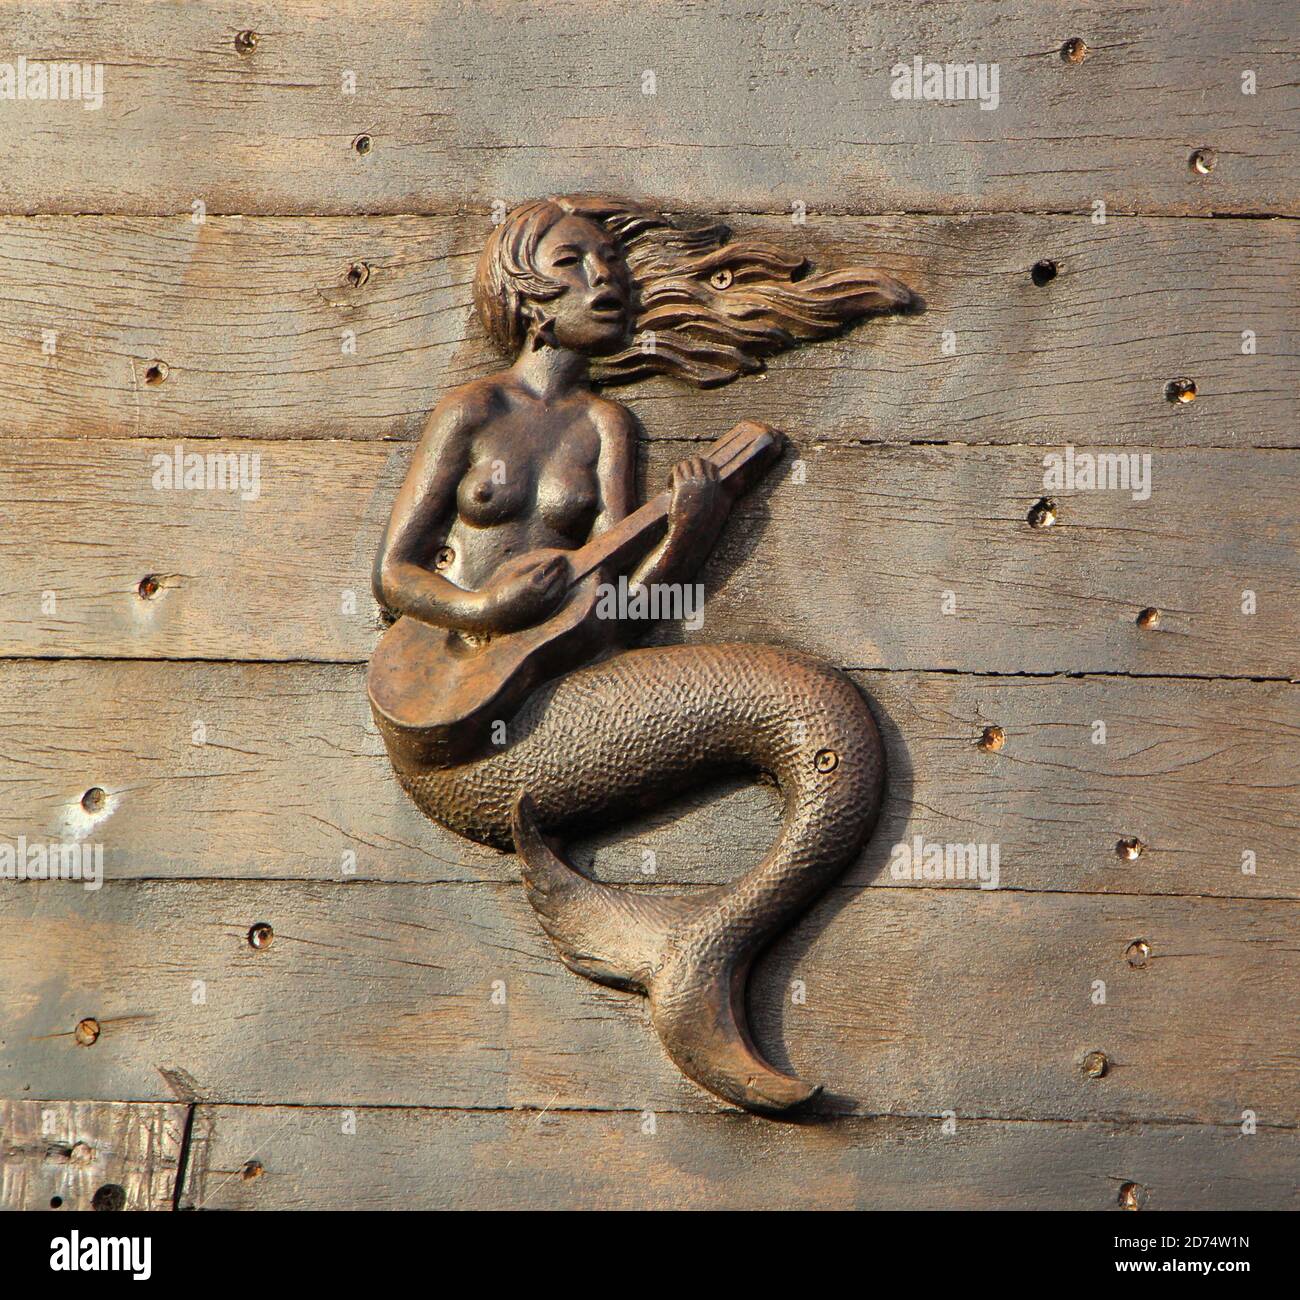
{"left": 422, "top": 372, "right": 510, "bottom": 439}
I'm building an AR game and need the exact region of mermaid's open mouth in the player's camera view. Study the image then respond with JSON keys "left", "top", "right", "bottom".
{"left": 589, "top": 293, "right": 625, "bottom": 317}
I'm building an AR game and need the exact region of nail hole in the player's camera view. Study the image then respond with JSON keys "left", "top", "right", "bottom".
{"left": 1082, "top": 1050, "right": 1108, "bottom": 1079}
{"left": 49, "top": 1196, "right": 63, "bottom": 1209}
{"left": 143, "top": 361, "right": 168, "bottom": 386}
{"left": 345, "top": 261, "right": 370, "bottom": 288}
{"left": 241, "top": 1159, "right": 264, "bottom": 1181}
{"left": 74, "top": 1017, "right": 101, "bottom": 1046}
{"left": 137, "top": 574, "right": 161, "bottom": 600}
{"left": 248, "top": 921, "right": 274, "bottom": 950}
{"left": 1027, "top": 497, "right": 1057, "bottom": 529}
{"left": 1118, "top": 1182, "right": 1145, "bottom": 1211}
{"left": 1116, "top": 836, "right": 1145, "bottom": 861}
{"left": 92, "top": 1183, "right": 126, "bottom": 1212}
{"left": 1126, "top": 939, "right": 1151, "bottom": 968}
{"left": 977, "top": 725, "right": 1005, "bottom": 753}
{"left": 234, "top": 30, "right": 259, "bottom": 54}
{"left": 1164, "top": 377, "right": 1197, "bottom": 403}
{"left": 81, "top": 787, "right": 107, "bottom": 813}
{"left": 353, "top": 134, "right": 373, "bottom": 156}
{"left": 1060, "top": 37, "right": 1088, "bottom": 63}
{"left": 814, "top": 749, "right": 838, "bottom": 773}
{"left": 1136, "top": 607, "right": 1161, "bottom": 630}
{"left": 1030, "top": 259, "right": 1058, "bottom": 286}
{"left": 1189, "top": 148, "right": 1216, "bottom": 175}
{"left": 709, "top": 268, "right": 734, "bottom": 290}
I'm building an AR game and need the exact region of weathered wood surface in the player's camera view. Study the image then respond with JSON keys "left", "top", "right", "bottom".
{"left": 3, "top": 879, "right": 1295, "bottom": 1123}
{"left": 0, "top": 1099, "right": 185, "bottom": 1210}
{"left": 179, "top": 1105, "right": 1299, "bottom": 1210}
{"left": 4, "top": 438, "right": 1296, "bottom": 675}
{"left": 2, "top": 659, "right": 1294, "bottom": 900}
{"left": 0, "top": 2, "right": 1295, "bottom": 218}
{"left": 1, "top": 214, "right": 1294, "bottom": 445}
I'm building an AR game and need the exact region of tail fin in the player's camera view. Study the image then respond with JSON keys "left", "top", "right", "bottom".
{"left": 512, "top": 794, "right": 819, "bottom": 1114}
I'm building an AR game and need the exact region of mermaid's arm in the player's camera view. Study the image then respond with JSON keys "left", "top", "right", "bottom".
{"left": 630, "top": 456, "right": 731, "bottom": 588}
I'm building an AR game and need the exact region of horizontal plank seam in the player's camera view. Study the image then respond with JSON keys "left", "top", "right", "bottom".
{"left": 25, "top": 877, "right": 1300, "bottom": 907}
{"left": 18, "top": 1097, "right": 1299, "bottom": 1133}
{"left": 3, "top": 653, "right": 1293, "bottom": 685}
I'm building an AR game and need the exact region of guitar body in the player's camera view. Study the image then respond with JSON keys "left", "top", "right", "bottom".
{"left": 367, "top": 421, "right": 782, "bottom": 770}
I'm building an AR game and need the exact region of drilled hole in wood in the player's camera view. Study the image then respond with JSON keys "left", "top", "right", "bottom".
{"left": 977, "top": 725, "right": 1005, "bottom": 752}
{"left": 143, "top": 361, "right": 169, "bottom": 386}
{"left": 242, "top": 1159, "right": 265, "bottom": 1181}
{"left": 1127, "top": 938, "right": 1151, "bottom": 967}
{"left": 1136, "top": 607, "right": 1161, "bottom": 630}
{"left": 1116, "top": 836, "right": 1145, "bottom": 861}
{"left": 1082, "top": 1050, "right": 1108, "bottom": 1079}
{"left": 137, "top": 575, "right": 160, "bottom": 600}
{"left": 346, "top": 261, "right": 371, "bottom": 288}
{"left": 1189, "top": 148, "right": 1216, "bottom": 175}
{"left": 1060, "top": 37, "right": 1088, "bottom": 63}
{"left": 353, "top": 133, "right": 373, "bottom": 156}
{"left": 1119, "top": 1182, "right": 1145, "bottom": 1211}
{"left": 74, "top": 1017, "right": 101, "bottom": 1046}
{"left": 248, "top": 921, "right": 274, "bottom": 950}
{"left": 92, "top": 1183, "right": 126, "bottom": 1211}
{"left": 49, "top": 1196, "right": 63, "bottom": 1209}
{"left": 81, "top": 787, "right": 106, "bottom": 813}
{"left": 1030, "top": 259, "right": 1058, "bottom": 286}
{"left": 1164, "top": 377, "right": 1197, "bottom": 403}
{"left": 234, "top": 30, "right": 259, "bottom": 54}
{"left": 1027, "top": 497, "right": 1057, "bottom": 528}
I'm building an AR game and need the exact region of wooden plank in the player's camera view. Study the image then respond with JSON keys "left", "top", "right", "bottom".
{"left": 0, "top": 2, "right": 1295, "bottom": 217}
{"left": 3, "top": 437, "right": 1295, "bottom": 676}
{"left": 179, "top": 1104, "right": 1299, "bottom": 1210}
{"left": 2, "top": 879, "right": 1295, "bottom": 1122}
{"left": 2, "top": 659, "right": 1294, "bottom": 900}
{"left": 1, "top": 214, "right": 1294, "bottom": 445}
{"left": 0, "top": 1099, "right": 185, "bottom": 1210}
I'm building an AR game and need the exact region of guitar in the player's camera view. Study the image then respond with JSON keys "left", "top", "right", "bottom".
{"left": 367, "top": 420, "right": 785, "bottom": 767}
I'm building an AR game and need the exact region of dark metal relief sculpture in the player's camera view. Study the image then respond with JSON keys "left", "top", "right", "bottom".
{"left": 368, "top": 196, "right": 913, "bottom": 1114}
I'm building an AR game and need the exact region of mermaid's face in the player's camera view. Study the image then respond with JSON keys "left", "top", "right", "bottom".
{"left": 530, "top": 214, "right": 631, "bottom": 356}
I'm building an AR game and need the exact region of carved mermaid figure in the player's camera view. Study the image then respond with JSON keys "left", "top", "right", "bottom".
{"left": 369, "top": 196, "right": 912, "bottom": 1114}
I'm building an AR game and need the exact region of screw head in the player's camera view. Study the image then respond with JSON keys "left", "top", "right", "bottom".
{"left": 434, "top": 546, "right": 455, "bottom": 571}
{"left": 1082, "top": 1050, "right": 1109, "bottom": 1079}
{"left": 814, "top": 748, "right": 839, "bottom": 773}
{"left": 1060, "top": 37, "right": 1088, "bottom": 63}
{"left": 1027, "top": 497, "right": 1057, "bottom": 529}
{"left": 353, "top": 134, "right": 373, "bottom": 156}
{"left": 709, "top": 268, "right": 734, "bottom": 290}
{"left": 234, "top": 30, "right": 259, "bottom": 54}
{"left": 1116, "top": 836, "right": 1145, "bottom": 861}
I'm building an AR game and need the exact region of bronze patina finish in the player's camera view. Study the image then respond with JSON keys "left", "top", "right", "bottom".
{"left": 369, "top": 196, "right": 913, "bottom": 1114}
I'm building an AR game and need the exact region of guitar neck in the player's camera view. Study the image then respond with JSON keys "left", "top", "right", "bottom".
{"left": 568, "top": 424, "right": 779, "bottom": 583}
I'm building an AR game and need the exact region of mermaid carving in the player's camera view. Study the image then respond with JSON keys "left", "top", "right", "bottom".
{"left": 368, "top": 196, "right": 913, "bottom": 1114}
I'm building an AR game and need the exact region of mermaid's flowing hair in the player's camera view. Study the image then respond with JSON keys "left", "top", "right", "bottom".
{"left": 474, "top": 194, "right": 912, "bottom": 389}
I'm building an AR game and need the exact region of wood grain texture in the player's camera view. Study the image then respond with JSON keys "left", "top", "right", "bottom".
{"left": 3, "top": 437, "right": 1295, "bottom": 675}
{"left": 179, "top": 1104, "right": 1300, "bottom": 1210}
{"left": 1, "top": 214, "right": 1295, "bottom": 445}
{"left": 0, "top": 1099, "right": 186, "bottom": 1210}
{"left": 2, "top": 879, "right": 1295, "bottom": 1123}
{"left": 2, "top": 659, "right": 1294, "bottom": 900}
{"left": 0, "top": 1, "right": 1294, "bottom": 217}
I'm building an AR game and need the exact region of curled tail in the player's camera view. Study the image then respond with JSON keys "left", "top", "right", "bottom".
{"left": 389, "top": 642, "right": 884, "bottom": 1115}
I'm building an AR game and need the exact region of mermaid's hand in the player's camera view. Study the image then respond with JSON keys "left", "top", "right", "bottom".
{"left": 667, "top": 456, "right": 725, "bottom": 534}
{"left": 478, "top": 549, "right": 572, "bottom": 632}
